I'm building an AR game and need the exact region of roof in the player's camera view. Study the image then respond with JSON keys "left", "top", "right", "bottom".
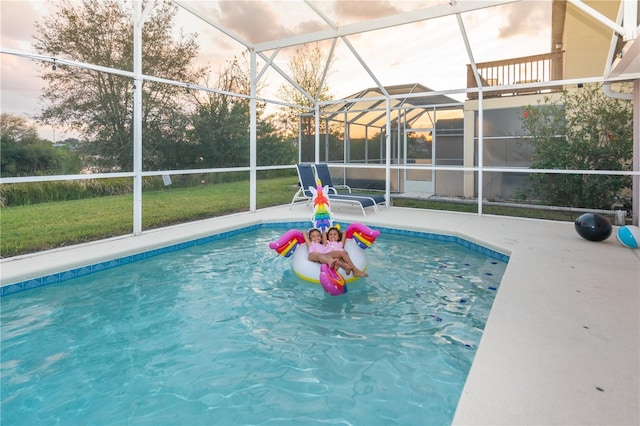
{"left": 319, "top": 83, "right": 462, "bottom": 129}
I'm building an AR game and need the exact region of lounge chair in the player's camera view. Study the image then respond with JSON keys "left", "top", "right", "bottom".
{"left": 314, "top": 163, "right": 352, "bottom": 194}
{"left": 291, "top": 163, "right": 385, "bottom": 216}
{"left": 290, "top": 163, "right": 317, "bottom": 207}
{"left": 314, "top": 163, "right": 386, "bottom": 213}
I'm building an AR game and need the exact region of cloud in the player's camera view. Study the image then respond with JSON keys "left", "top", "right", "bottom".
{"left": 332, "top": 0, "right": 403, "bottom": 21}
{"left": 498, "top": 1, "right": 550, "bottom": 39}
{"left": 217, "top": 1, "right": 294, "bottom": 44}
{"left": 1, "top": 0, "right": 553, "bottom": 133}
{"left": 0, "top": 1, "right": 40, "bottom": 50}
{"left": 0, "top": 1, "right": 53, "bottom": 119}
{"left": 1, "top": 54, "right": 44, "bottom": 114}
{"left": 213, "top": 1, "right": 418, "bottom": 46}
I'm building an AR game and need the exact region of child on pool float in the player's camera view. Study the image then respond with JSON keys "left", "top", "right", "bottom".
{"left": 303, "top": 227, "right": 368, "bottom": 277}
{"left": 303, "top": 228, "right": 338, "bottom": 269}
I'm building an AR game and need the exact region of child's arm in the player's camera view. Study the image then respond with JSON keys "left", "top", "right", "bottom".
{"left": 341, "top": 231, "right": 347, "bottom": 246}
{"left": 303, "top": 230, "right": 311, "bottom": 247}
{"left": 322, "top": 231, "right": 328, "bottom": 245}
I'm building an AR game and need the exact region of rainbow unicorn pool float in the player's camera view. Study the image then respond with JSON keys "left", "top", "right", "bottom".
{"left": 269, "top": 179, "right": 380, "bottom": 296}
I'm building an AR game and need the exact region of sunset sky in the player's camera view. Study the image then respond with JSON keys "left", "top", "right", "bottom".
{"left": 1, "top": 0, "right": 552, "bottom": 139}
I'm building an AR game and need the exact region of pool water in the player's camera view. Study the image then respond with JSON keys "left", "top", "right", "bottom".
{"left": 1, "top": 228, "right": 507, "bottom": 425}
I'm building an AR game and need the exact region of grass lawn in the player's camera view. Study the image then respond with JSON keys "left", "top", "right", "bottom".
{"left": 1, "top": 176, "right": 579, "bottom": 258}
{"left": 0, "top": 177, "right": 298, "bottom": 258}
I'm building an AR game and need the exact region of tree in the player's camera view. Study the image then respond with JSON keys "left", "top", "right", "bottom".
{"left": 34, "top": 0, "right": 205, "bottom": 172}
{"left": 275, "top": 43, "right": 335, "bottom": 147}
{"left": 191, "top": 94, "right": 251, "bottom": 168}
{"left": 189, "top": 54, "right": 295, "bottom": 170}
{"left": 1, "top": 113, "right": 82, "bottom": 176}
{"left": 520, "top": 84, "right": 633, "bottom": 209}
{"left": 1, "top": 114, "right": 39, "bottom": 144}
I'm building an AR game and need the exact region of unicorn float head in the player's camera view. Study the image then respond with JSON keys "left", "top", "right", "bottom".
{"left": 309, "top": 179, "right": 333, "bottom": 232}
{"left": 268, "top": 176, "right": 380, "bottom": 296}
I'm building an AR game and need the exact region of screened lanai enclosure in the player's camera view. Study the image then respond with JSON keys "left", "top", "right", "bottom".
{"left": 300, "top": 84, "right": 466, "bottom": 196}
{"left": 1, "top": 0, "right": 638, "bottom": 242}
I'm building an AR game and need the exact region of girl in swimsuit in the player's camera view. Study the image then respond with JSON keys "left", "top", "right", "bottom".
{"left": 324, "top": 227, "right": 368, "bottom": 277}
{"left": 303, "top": 228, "right": 339, "bottom": 269}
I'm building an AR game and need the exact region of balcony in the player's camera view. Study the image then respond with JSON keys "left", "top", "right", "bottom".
{"left": 466, "top": 51, "right": 564, "bottom": 100}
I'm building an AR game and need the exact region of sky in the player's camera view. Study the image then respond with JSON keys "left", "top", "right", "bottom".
{"left": 0, "top": 0, "right": 552, "bottom": 140}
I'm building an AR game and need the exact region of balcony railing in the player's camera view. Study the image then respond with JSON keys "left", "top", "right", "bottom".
{"left": 466, "top": 52, "right": 564, "bottom": 100}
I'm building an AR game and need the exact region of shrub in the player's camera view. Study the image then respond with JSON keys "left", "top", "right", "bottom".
{"left": 520, "top": 84, "right": 633, "bottom": 209}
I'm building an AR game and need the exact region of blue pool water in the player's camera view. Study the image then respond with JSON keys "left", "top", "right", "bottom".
{"left": 1, "top": 227, "right": 507, "bottom": 425}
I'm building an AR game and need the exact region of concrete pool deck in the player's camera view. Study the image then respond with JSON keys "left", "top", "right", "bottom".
{"left": 1, "top": 204, "right": 638, "bottom": 425}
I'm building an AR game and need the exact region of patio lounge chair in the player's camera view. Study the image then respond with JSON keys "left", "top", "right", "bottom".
{"left": 290, "top": 163, "right": 317, "bottom": 207}
{"left": 291, "top": 163, "right": 385, "bottom": 216}
{"left": 314, "top": 163, "right": 352, "bottom": 194}
{"left": 314, "top": 163, "right": 386, "bottom": 209}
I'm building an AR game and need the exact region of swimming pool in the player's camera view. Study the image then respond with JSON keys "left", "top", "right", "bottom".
{"left": 1, "top": 226, "right": 507, "bottom": 425}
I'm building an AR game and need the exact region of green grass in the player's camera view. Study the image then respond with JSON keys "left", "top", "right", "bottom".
{"left": 1, "top": 176, "right": 581, "bottom": 258}
{"left": 0, "top": 177, "right": 298, "bottom": 258}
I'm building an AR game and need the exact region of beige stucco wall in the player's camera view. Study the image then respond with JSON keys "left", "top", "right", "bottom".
{"left": 563, "top": 0, "right": 621, "bottom": 78}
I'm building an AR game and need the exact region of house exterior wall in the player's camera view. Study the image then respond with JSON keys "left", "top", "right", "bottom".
{"left": 462, "top": 93, "right": 562, "bottom": 198}
{"left": 563, "top": 0, "right": 621, "bottom": 78}
{"left": 461, "top": 0, "right": 626, "bottom": 199}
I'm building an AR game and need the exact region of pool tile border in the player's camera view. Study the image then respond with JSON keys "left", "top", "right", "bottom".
{"left": 377, "top": 225, "right": 510, "bottom": 263}
{"left": 1, "top": 222, "right": 509, "bottom": 297}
